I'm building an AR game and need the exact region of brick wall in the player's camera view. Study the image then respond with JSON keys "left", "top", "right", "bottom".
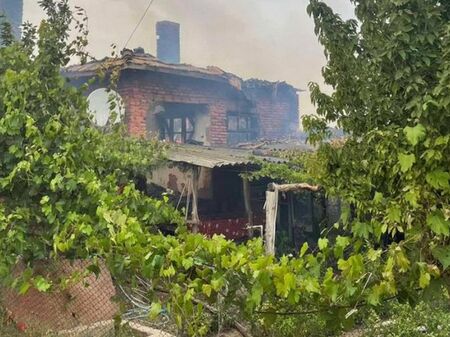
{"left": 243, "top": 84, "right": 299, "bottom": 139}
{"left": 254, "top": 98, "right": 295, "bottom": 139}
{"left": 69, "top": 70, "right": 299, "bottom": 146}
{"left": 116, "top": 71, "right": 249, "bottom": 146}
{"left": 207, "top": 102, "right": 228, "bottom": 145}
{"left": 2, "top": 259, "right": 117, "bottom": 333}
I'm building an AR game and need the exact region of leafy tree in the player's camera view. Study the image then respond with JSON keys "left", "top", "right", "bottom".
{"left": 303, "top": 0, "right": 450, "bottom": 304}
{"left": 0, "top": 0, "right": 180, "bottom": 290}
{"left": 2, "top": 1, "right": 450, "bottom": 336}
{"left": 0, "top": 3, "right": 356, "bottom": 333}
{"left": 246, "top": 0, "right": 450, "bottom": 333}
{"left": 115, "top": 1, "right": 450, "bottom": 334}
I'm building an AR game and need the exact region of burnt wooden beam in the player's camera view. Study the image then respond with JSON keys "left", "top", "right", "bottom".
{"left": 267, "top": 183, "right": 321, "bottom": 193}
{"left": 191, "top": 166, "right": 200, "bottom": 233}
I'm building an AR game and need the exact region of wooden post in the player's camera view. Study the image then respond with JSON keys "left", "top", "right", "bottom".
{"left": 242, "top": 178, "right": 254, "bottom": 238}
{"left": 185, "top": 171, "right": 191, "bottom": 221}
{"left": 191, "top": 166, "right": 200, "bottom": 233}
{"left": 263, "top": 182, "right": 321, "bottom": 254}
{"left": 264, "top": 190, "right": 278, "bottom": 255}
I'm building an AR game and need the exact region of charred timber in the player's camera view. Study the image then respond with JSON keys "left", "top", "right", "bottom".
{"left": 268, "top": 183, "right": 321, "bottom": 193}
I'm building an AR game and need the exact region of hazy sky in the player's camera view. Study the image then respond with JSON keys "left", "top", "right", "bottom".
{"left": 23, "top": 0, "right": 355, "bottom": 116}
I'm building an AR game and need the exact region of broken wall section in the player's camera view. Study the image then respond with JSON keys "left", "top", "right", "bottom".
{"left": 118, "top": 70, "right": 251, "bottom": 146}
{"left": 243, "top": 80, "right": 299, "bottom": 140}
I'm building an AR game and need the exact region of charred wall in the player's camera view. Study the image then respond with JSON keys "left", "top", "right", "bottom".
{"left": 67, "top": 69, "right": 299, "bottom": 146}
{"left": 243, "top": 80, "right": 299, "bottom": 139}
{"left": 117, "top": 70, "right": 251, "bottom": 146}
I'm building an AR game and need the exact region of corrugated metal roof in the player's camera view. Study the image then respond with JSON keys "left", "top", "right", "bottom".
{"left": 166, "top": 144, "right": 286, "bottom": 168}
{"left": 236, "top": 139, "right": 314, "bottom": 152}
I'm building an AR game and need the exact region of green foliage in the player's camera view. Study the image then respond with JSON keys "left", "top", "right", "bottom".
{"left": 260, "top": 314, "right": 330, "bottom": 337}
{"left": 363, "top": 300, "right": 450, "bottom": 337}
{"left": 1, "top": 1, "right": 450, "bottom": 336}
{"left": 0, "top": 0, "right": 181, "bottom": 289}
{"left": 248, "top": 150, "right": 320, "bottom": 184}
{"left": 301, "top": 0, "right": 450, "bottom": 310}
{"left": 0, "top": 15, "right": 14, "bottom": 46}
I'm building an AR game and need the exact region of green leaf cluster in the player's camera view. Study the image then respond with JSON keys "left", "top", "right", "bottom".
{"left": 0, "top": 0, "right": 181, "bottom": 290}
{"left": 2, "top": 1, "right": 450, "bottom": 336}
{"left": 301, "top": 0, "right": 450, "bottom": 318}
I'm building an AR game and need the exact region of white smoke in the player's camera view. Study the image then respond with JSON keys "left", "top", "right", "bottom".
{"left": 23, "top": 0, "right": 355, "bottom": 117}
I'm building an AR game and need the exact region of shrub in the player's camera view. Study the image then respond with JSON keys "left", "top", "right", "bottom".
{"left": 363, "top": 300, "right": 450, "bottom": 337}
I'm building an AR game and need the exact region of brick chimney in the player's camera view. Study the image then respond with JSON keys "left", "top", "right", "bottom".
{"left": 0, "top": 0, "right": 23, "bottom": 39}
{"left": 156, "top": 21, "right": 180, "bottom": 64}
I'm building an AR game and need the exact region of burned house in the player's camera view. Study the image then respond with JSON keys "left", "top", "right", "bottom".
{"left": 150, "top": 144, "right": 340, "bottom": 252}
{"left": 149, "top": 144, "right": 283, "bottom": 241}
{"left": 63, "top": 21, "right": 318, "bottom": 250}
{"left": 64, "top": 21, "right": 300, "bottom": 147}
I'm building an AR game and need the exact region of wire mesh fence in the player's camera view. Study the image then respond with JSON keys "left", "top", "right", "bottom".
{"left": 0, "top": 259, "right": 176, "bottom": 337}
{"left": 0, "top": 259, "right": 370, "bottom": 337}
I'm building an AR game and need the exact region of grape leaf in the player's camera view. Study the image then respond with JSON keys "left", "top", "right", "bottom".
{"left": 404, "top": 124, "right": 426, "bottom": 146}
{"left": 427, "top": 211, "right": 450, "bottom": 236}
{"left": 398, "top": 153, "right": 415, "bottom": 172}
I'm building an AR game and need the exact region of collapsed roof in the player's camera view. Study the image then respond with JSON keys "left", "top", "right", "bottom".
{"left": 63, "top": 49, "right": 300, "bottom": 95}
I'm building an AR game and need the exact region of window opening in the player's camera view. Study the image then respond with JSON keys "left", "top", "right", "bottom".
{"left": 160, "top": 116, "right": 195, "bottom": 144}
{"left": 227, "top": 112, "right": 257, "bottom": 145}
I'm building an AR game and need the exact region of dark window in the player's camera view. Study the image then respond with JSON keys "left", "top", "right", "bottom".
{"left": 227, "top": 112, "right": 257, "bottom": 145}
{"left": 159, "top": 116, "right": 194, "bottom": 144}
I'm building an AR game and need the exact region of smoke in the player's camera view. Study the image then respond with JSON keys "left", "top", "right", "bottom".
{"left": 23, "top": 0, "right": 355, "bottom": 118}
